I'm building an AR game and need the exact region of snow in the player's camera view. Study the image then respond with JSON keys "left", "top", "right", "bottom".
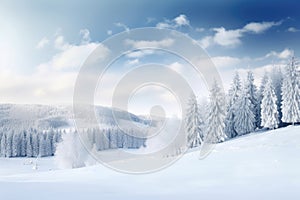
{"left": 0, "top": 157, "right": 57, "bottom": 176}
{"left": 0, "top": 126, "right": 300, "bottom": 199}
{"left": 0, "top": 104, "right": 150, "bottom": 130}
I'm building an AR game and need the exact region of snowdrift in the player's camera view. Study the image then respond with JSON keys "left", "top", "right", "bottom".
{"left": 0, "top": 126, "right": 299, "bottom": 200}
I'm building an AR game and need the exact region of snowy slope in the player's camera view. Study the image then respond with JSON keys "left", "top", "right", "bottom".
{"left": 0, "top": 126, "right": 299, "bottom": 200}
{"left": 0, "top": 104, "right": 150, "bottom": 130}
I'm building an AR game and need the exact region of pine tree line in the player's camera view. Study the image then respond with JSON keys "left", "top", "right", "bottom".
{"left": 0, "top": 126, "right": 146, "bottom": 158}
{"left": 0, "top": 128, "right": 61, "bottom": 158}
{"left": 84, "top": 127, "right": 146, "bottom": 151}
{"left": 186, "top": 56, "right": 300, "bottom": 147}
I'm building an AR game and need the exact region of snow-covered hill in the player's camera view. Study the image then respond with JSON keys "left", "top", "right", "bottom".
{"left": 0, "top": 126, "right": 299, "bottom": 200}
{"left": 0, "top": 104, "right": 150, "bottom": 130}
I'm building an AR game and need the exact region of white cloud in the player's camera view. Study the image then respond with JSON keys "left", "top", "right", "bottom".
{"left": 126, "top": 50, "right": 155, "bottom": 58}
{"left": 212, "top": 27, "right": 242, "bottom": 47}
{"left": 107, "top": 30, "right": 113, "bottom": 35}
{"left": 174, "top": 14, "right": 190, "bottom": 26}
{"left": 168, "top": 62, "right": 184, "bottom": 73}
{"left": 166, "top": 61, "right": 209, "bottom": 98}
{"left": 156, "top": 22, "right": 171, "bottom": 29}
{"left": 287, "top": 27, "right": 299, "bottom": 32}
{"left": 265, "top": 48, "right": 294, "bottom": 59}
{"left": 36, "top": 37, "right": 49, "bottom": 49}
{"left": 44, "top": 43, "right": 101, "bottom": 70}
{"left": 125, "top": 38, "right": 174, "bottom": 49}
{"left": 156, "top": 14, "right": 190, "bottom": 29}
{"left": 54, "top": 28, "right": 62, "bottom": 36}
{"left": 79, "top": 29, "right": 91, "bottom": 44}
{"left": 51, "top": 30, "right": 107, "bottom": 70}
{"left": 0, "top": 67, "right": 78, "bottom": 104}
{"left": 115, "top": 22, "right": 130, "bottom": 32}
{"left": 198, "top": 36, "right": 213, "bottom": 49}
{"left": 51, "top": 30, "right": 107, "bottom": 71}
{"left": 0, "top": 31, "right": 111, "bottom": 104}
{"left": 212, "top": 56, "right": 241, "bottom": 69}
{"left": 195, "top": 27, "right": 205, "bottom": 32}
{"left": 127, "top": 59, "right": 139, "bottom": 65}
{"left": 34, "top": 88, "right": 46, "bottom": 97}
{"left": 54, "top": 35, "right": 67, "bottom": 50}
{"left": 200, "top": 20, "right": 283, "bottom": 48}
{"left": 243, "top": 21, "right": 282, "bottom": 34}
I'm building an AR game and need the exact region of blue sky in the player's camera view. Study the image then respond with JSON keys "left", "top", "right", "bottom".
{"left": 0, "top": 0, "right": 299, "bottom": 114}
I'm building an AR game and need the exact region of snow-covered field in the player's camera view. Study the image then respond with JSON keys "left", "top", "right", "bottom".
{"left": 0, "top": 126, "right": 299, "bottom": 200}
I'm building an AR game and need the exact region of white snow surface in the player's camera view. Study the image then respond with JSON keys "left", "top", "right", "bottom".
{"left": 0, "top": 126, "right": 299, "bottom": 200}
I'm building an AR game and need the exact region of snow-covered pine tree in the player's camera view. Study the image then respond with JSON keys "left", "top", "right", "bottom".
{"left": 111, "top": 128, "right": 117, "bottom": 149}
{"left": 270, "top": 67, "right": 284, "bottom": 127}
{"left": 103, "top": 128, "right": 110, "bottom": 149}
{"left": 261, "top": 77, "right": 279, "bottom": 129}
{"left": 257, "top": 72, "right": 269, "bottom": 128}
{"left": 26, "top": 131, "right": 33, "bottom": 157}
{"left": 39, "top": 133, "right": 47, "bottom": 157}
{"left": 6, "top": 131, "right": 13, "bottom": 157}
{"left": 234, "top": 89, "right": 256, "bottom": 135}
{"left": 12, "top": 131, "right": 20, "bottom": 157}
{"left": 117, "top": 129, "right": 123, "bottom": 148}
{"left": 185, "top": 93, "right": 204, "bottom": 148}
{"left": 101, "top": 129, "right": 108, "bottom": 150}
{"left": 0, "top": 130, "right": 2, "bottom": 156}
{"left": 88, "top": 128, "right": 96, "bottom": 147}
{"left": 129, "top": 129, "right": 138, "bottom": 149}
{"left": 205, "top": 80, "right": 227, "bottom": 143}
{"left": 32, "top": 130, "right": 39, "bottom": 157}
{"left": 0, "top": 131, "right": 2, "bottom": 156}
{"left": 127, "top": 130, "right": 134, "bottom": 148}
{"left": 244, "top": 71, "right": 259, "bottom": 129}
{"left": 225, "top": 72, "right": 242, "bottom": 138}
{"left": 51, "top": 130, "right": 60, "bottom": 155}
{"left": 281, "top": 56, "right": 300, "bottom": 125}
{"left": 93, "top": 128, "right": 101, "bottom": 150}
{"left": 20, "top": 130, "right": 27, "bottom": 157}
{"left": 46, "top": 130, "right": 53, "bottom": 156}
{"left": 1, "top": 132, "right": 6, "bottom": 157}
{"left": 122, "top": 131, "right": 129, "bottom": 149}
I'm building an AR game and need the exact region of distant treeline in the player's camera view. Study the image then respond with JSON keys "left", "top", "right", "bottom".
{"left": 82, "top": 127, "right": 146, "bottom": 151}
{"left": 0, "top": 128, "right": 61, "bottom": 158}
{"left": 0, "top": 127, "right": 146, "bottom": 158}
